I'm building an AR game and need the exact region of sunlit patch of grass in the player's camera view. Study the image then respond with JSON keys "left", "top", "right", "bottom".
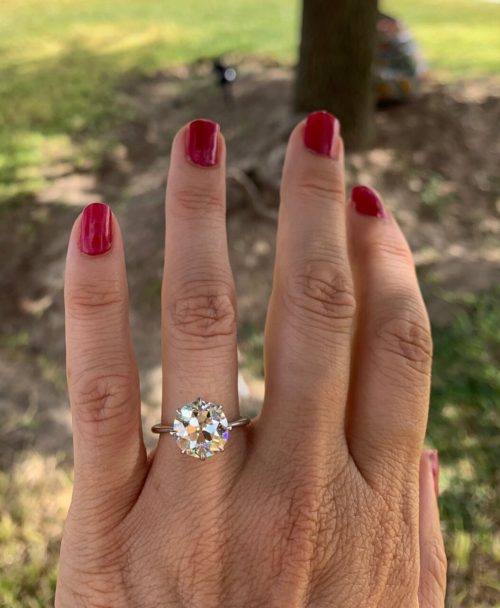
{"left": 0, "top": 0, "right": 498, "bottom": 206}
{"left": 0, "top": 44, "right": 140, "bottom": 204}
{"left": 383, "top": 0, "right": 500, "bottom": 77}
{"left": 427, "top": 287, "right": 500, "bottom": 606}
{"left": 0, "top": 453, "right": 72, "bottom": 608}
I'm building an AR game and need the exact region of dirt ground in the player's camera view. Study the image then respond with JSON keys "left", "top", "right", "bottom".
{"left": 0, "top": 62, "right": 499, "bottom": 470}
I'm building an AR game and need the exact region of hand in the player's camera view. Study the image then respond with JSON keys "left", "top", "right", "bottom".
{"left": 56, "top": 114, "right": 446, "bottom": 607}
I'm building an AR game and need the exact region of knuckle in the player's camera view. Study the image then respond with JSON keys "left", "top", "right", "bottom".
{"left": 293, "top": 167, "right": 344, "bottom": 206}
{"left": 370, "top": 239, "right": 415, "bottom": 267}
{"left": 374, "top": 299, "right": 432, "bottom": 377}
{"left": 169, "top": 280, "right": 236, "bottom": 343}
{"left": 171, "top": 184, "right": 224, "bottom": 216}
{"left": 284, "top": 259, "right": 355, "bottom": 331}
{"left": 66, "top": 280, "right": 123, "bottom": 320}
{"left": 70, "top": 368, "right": 136, "bottom": 432}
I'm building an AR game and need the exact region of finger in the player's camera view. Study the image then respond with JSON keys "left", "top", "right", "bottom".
{"left": 158, "top": 120, "right": 239, "bottom": 457}
{"left": 418, "top": 450, "right": 447, "bottom": 606}
{"left": 346, "top": 186, "right": 433, "bottom": 486}
{"left": 65, "top": 202, "right": 147, "bottom": 516}
{"left": 260, "top": 112, "right": 353, "bottom": 461}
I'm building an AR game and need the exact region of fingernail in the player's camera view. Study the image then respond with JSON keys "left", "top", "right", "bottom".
{"left": 304, "top": 111, "right": 340, "bottom": 157}
{"left": 426, "top": 449, "right": 439, "bottom": 497}
{"left": 187, "top": 119, "right": 219, "bottom": 167}
{"left": 80, "top": 202, "right": 112, "bottom": 256}
{"left": 351, "top": 185, "right": 386, "bottom": 218}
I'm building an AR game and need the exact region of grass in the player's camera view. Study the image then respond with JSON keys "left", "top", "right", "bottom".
{"left": 0, "top": 453, "right": 72, "bottom": 608}
{"left": 0, "top": 0, "right": 296, "bottom": 202}
{"left": 427, "top": 288, "right": 500, "bottom": 606}
{"left": 1, "top": 0, "right": 497, "bottom": 75}
{"left": 0, "top": 0, "right": 499, "bottom": 204}
{"left": 384, "top": 0, "right": 500, "bottom": 77}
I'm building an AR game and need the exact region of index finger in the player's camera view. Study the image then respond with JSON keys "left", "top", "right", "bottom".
{"left": 65, "top": 203, "right": 146, "bottom": 515}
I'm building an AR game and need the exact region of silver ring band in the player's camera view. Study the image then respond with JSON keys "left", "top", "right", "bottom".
{"left": 151, "top": 416, "right": 250, "bottom": 434}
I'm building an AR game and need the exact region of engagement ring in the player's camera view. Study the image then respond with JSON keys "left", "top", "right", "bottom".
{"left": 151, "top": 397, "right": 250, "bottom": 460}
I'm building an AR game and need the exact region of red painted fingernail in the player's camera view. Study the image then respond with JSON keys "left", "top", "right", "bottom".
{"left": 304, "top": 111, "right": 340, "bottom": 157}
{"left": 187, "top": 119, "right": 219, "bottom": 167}
{"left": 351, "top": 185, "right": 386, "bottom": 218}
{"left": 80, "top": 202, "right": 112, "bottom": 256}
{"left": 427, "top": 449, "right": 439, "bottom": 497}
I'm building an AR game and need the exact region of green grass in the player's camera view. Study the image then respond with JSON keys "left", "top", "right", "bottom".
{"left": 0, "top": 453, "right": 72, "bottom": 608}
{"left": 0, "top": 0, "right": 296, "bottom": 203}
{"left": 384, "top": 0, "right": 500, "bottom": 77}
{"left": 1, "top": 0, "right": 497, "bottom": 75}
{"left": 0, "top": 0, "right": 499, "bottom": 204}
{"left": 428, "top": 288, "right": 500, "bottom": 605}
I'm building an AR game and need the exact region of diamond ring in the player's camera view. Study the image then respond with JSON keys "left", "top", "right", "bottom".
{"left": 151, "top": 397, "right": 250, "bottom": 460}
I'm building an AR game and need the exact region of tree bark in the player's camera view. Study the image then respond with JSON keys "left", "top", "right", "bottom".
{"left": 295, "top": 0, "right": 378, "bottom": 149}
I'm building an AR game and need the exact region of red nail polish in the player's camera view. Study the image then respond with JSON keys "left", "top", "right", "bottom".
{"left": 80, "top": 202, "right": 112, "bottom": 256}
{"left": 351, "top": 185, "right": 386, "bottom": 218}
{"left": 304, "top": 111, "right": 340, "bottom": 157}
{"left": 187, "top": 119, "right": 219, "bottom": 167}
{"left": 428, "top": 449, "right": 439, "bottom": 497}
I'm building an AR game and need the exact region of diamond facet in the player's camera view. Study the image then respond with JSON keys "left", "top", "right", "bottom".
{"left": 172, "top": 398, "right": 229, "bottom": 459}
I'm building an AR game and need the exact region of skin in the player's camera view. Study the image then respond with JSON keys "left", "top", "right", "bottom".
{"left": 56, "top": 119, "right": 447, "bottom": 607}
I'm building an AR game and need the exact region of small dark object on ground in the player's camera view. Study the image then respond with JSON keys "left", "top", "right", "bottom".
{"left": 213, "top": 58, "right": 237, "bottom": 107}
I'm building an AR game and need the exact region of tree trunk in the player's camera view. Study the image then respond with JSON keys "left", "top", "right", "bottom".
{"left": 295, "top": 0, "right": 378, "bottom": 149}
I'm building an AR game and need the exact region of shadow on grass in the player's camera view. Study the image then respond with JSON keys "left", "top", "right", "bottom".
{"left": 0, "top": 39, "right": 161, "bottom": 203}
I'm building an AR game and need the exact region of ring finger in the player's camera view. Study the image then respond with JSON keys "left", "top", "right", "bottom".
{"left": 259, "top": 112, "right": 353, "bottom": 469}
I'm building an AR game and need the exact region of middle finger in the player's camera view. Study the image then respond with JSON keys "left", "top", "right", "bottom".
{"left": 259, "top": 112, "right": 354, "bottom": 463}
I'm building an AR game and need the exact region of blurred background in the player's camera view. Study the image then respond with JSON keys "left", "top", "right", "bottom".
{"left": 0, "top": 0, "right": 499, "bottom": 606}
